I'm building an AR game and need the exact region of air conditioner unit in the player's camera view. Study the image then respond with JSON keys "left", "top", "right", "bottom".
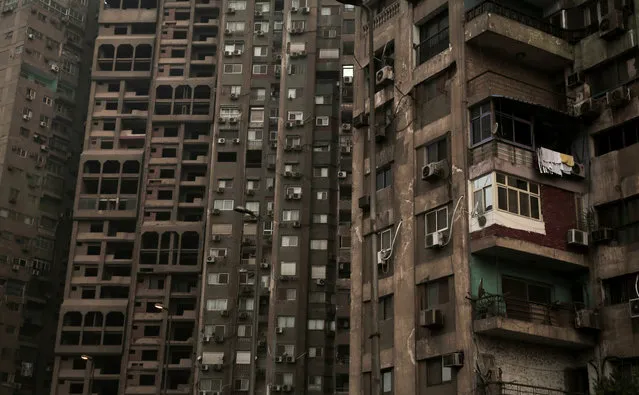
{"left": 292, "top": 172, "right": 301, "bottom": 178}
{"left": 200, "top": 365, "right": 209, "bottom": 371}
{"left": 216, "top": 187, "right": 225, "bottom": 194}
{"left": 233, "top": 49, "right": 242, "bottom": 55}
{"left": 40, "top": 144, "right": 48, "bottom": 152}
{"left": 229, "top": 117, "right": 238, "bottom": 123}
{"left": 12, "top": 264, "right": 20, "bottom": 271}
{"left": 217, "top": 138, "right": 226, "bottom": 144}
{"left": 255, "top": 11, "right": 263, "bottom": 17}
{"left": 214, "top": 335, "right": 225, "bottom": 343}
{"left": 375, "top": 66, "right": 394, "bottom": 86}
{"left": 574, "top": 98, "right": 601, "bottom": 119}
{"left": 422, "top": 160, "right": 448, "bottom": 181}
{"left": 212, "top": 208, "right": 221, "bottom": 215}
{"left": 420, "top": 308, "right": 444, "bottom": 328}
{"left": 224, "top": 50, "right": 233, "bottom": 56}
{"left": 343, "top": 76, "right": 353, "bottom": 84}
{"left": 233, "top": 138, "right": 241, "bottom": 144}
{"left": 353, "top": 113, "right": 369, "bottom": 128}
{"left": 26, "top": 92, "right": 35, "bottom": 101}
{"left": 218, "top": 117, "right": 226, "bottom": 123}
{"left": 275, "top": 356, "right": 284, "bottom": 363}
{"left": 425, "top": 231, "right": 446, "bottom": 248}
{"left": 301, "top": 7, "right": 310, "bottom": 14}
{"left": 246, "top": 189, "right": 255, "bottom": 196}
{"left": 566, "top": 71, "right": 585, "bottom": 88}
{"left": 276, "top": 54, "right": 283, "bottom": 61}
{"left": 213, "top": 364, "right": 223, "bottom": 371}
{"left": 358, "top": 195, "right": 370, "bottom": 210}
{"left": 341, "top": 145, "right": 352, "bottom": 154}
{"left": 226, "top": 7, "right": 235, "bottom": 13}
{"left": 213, "top": 235, "right": 222, "bottom": 242}
{"left": 28, "top": 33, "right": 34, "bottom": 40}
{"left": 630, "top": 298, "right": 639, "bottom": 318}
{"left": 230, "top": 93, "right": 239, "bottom": 100}
{"left": 206, "top": 256, "right": 215, "bottom": 263}
{"left": 224, "top": 28, "right": 232, "bottom": 35}
{"left": 575, "top": 309, "right": 600, "bottom": 330}
{"left": 260, "top": 262, "right": 270, "bottom": 269}
{"left": 599, "top": 10, "right": 626, "bottom": 40}
{"left": 203, "top": 336, "right": 211, "bottom": 343}
{"left": 292, "top": 221, "right": 301, "bottom": 228}
{"left": 572, "top": 163, "right": 586, "bottom": 179}
{"left": 286, "top": 121, "right": 295, "bottom": 128}
{"left": 338, "top": 171, "right": 347, "bottom": 179}
{"left": 220, "top": 310, "right": 229, "bottom": 317}
{"left": 590, "top": 228, "right": 615, "bottom": 244}
{"left": 567, "top": 229, "right": 588, "bottom": 247}
{"left": 256, "top": 30, "right": 265, "bottom": 36}
{"left": 273, "top": 385, "right": 282, "bottom": 392}
{"left": 284, "top": 171, "right": 293, "bottom": 177}
{"left": 22, "top": 114, "right": 31, "bottom": 120}
{"left": 276, "top": 327, "right": 284, "bottom": 334}
{"left": 315, "top": 279, "right": 325, "bottom": 286}
{"left": 291, "top": 7, "right": 298, "bottom": 13}
{"left": 39, "top": 121, "right": 47, "bottom": 128}
{"left": 282, "top": 385, "right": 293, "bottom": 392}
{"left": 295, "top": 119, "right": 304, "bottom": 126}
{"left": 286, "top": 356, "right": 295, "bottom": 363}
{"left": 443, "top": 352, "right": 464, "bottom": 368}
{"left": 50, "top": 64, "right": 60, "bottom": 72}
{"left": 341, "top": 123, "right": 352, "bottom": 131}
{"left": 606, "top": 86, "right": 631, "bottom": 109}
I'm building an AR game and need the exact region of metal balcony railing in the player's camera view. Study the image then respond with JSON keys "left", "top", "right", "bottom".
{"left": 472, "top": 294, "right": 576, "bottom": 328}
{"left": 465, "top": 1, "right": 597, "bottom": 43}
{"left": 415, "top": 28, "right": 450, "bottom": 65}
{"left": 490, "top": 381, "right": 586, "bottom": 395}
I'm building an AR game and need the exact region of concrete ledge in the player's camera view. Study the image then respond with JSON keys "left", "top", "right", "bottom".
{"left": 474, "top": 316, "right": 595, "bottom": 349}
{"left": 470, "top": 235, "right": 587, "bottom": 269}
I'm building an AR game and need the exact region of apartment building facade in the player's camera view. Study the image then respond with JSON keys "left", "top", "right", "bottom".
{"left": 0, "top": 0, "right": 96, "bottom": 394}
{"left": 349, "top": 0, "right": 639, "bottom": 394}
{"left": 50, "top": 0, "right": 353, "bottom": 394}
{"left": 200, "top": 0, "right": 353, "bottom": 393}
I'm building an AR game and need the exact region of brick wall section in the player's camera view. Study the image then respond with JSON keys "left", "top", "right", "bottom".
{"left": 470, "top": 184, "right": 577, "bottom": 251}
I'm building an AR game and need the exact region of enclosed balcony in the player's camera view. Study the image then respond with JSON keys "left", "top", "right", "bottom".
{"left": 465, "top": 1, "right": 583, "bottom": 71}
{"left": 470, "top": 263, "right": 595, "bottom": 349}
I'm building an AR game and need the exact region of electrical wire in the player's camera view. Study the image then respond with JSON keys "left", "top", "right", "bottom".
{"left": 442, "top": 195, "right": 465, "bottom": 246}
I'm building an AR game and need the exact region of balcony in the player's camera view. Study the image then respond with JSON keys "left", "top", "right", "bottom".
{"left": 465, "top": 1, "right": 579, "bottom": 71}
{"left": 472, "top": 294, "right": 595, "bottom": 349}
{"left": 362, "top": 1, "right": 399, "bottom": 33}
{"left": 486, "top": 382, "right": 585, "bottom": 395}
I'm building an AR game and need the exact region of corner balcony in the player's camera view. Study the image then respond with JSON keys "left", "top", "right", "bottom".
{"left": 465, "top": 1, "right": 584, "bottom": 71}
{"left": 472, "top": 294, "right": 595, "bottom": 349}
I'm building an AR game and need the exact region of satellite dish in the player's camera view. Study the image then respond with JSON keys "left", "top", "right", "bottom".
{"left": 491, "top": 122, "right": 499, "bottom": 135}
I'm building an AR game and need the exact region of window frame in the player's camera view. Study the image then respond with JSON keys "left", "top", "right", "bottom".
{"left": 425, "top": 206, "right": 448, "bottom": 237}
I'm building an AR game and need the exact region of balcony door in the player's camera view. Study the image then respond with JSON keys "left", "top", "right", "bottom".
{"left": 502, "top": 276, "right": 552, "bottom": 324}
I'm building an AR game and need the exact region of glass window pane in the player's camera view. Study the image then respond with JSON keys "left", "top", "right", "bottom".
{"left": 508, "top": 189, "right": 519, "bottom": 214}
{"left": 496, "top": 173, "right": 506, "bottom": 184}
{"left": 442, "top": 365, "right": 452, "bottom": 382}
{"left": 514, "top": 120, "right": 532, "bottom": 146}
{"left": 472, "top": 119, "right": 481, "bottom": 144}
{"left": 519, "top": 193, "right": 530, "bottom": 217}
{"left": 473, "top": 190, "right": 483, "bottom": 212}
{"left": 497, "top": 187, "right": 508, "bottom": 210}
{"left": 480, "top": 115, "right": 492, "bottom": 141}
{"left": 529, "top": 183, "right": 538, "bottom": 195}
{"left": 484, "top": 186, "right": 493, "bottom": 211}
{"left": 499, "top": 115, "right": 513, "bottom": 141}
{"left": 436, "top": 208, "right": 447, "bottom": 230}
{"left": 531, "top": 197, "right": 540, "bottom": 219}
{"left": 426, "top": 212, "right": 436, "bottom": 234}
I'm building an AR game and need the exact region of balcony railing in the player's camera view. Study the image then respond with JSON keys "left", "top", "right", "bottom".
{"left": 468, "top": 140, "right": 534, "bottom": 168}
{"left": 465, "top": 1, "right": 597, "bottom": 43}
{"left": 363, "top": 1, "right": 400, "bottom": 32}
{"left": 489, "top": 381, "right": 585, "bottom": 395}
{"left": 415, "top": 29, "right": 449, "bottom": 65}
{"left": 473, "top": 294, "right": 576, "bottom": 328}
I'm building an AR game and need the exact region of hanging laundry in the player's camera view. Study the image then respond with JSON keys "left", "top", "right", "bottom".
{"left": 537, "top": 147, "right": 563, "bottom": 176}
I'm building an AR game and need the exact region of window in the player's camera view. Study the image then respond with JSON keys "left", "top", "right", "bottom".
{"left": 282, "top": 210, "right": 300, "bottom": 221}
{"left": 502, "top": 276, "right": 552, "bottom": 315}
{"left": 255, "top": 2, "right": 270, "bottom": 12}
{"left": 254, "top": 21, "right": 269, "bottom": 33}
{"left": 311, "top": 265, "right": 326, "bottom": 279}
{"left": 252, "top": 64, "right": 268, "bottom": 75}
{"left": 253, "top": 46, "right": 268, "bottom": 57}
{"left": 425, "top": 138, "right": 447, "bottom": 164}
{"left": 382, "top": 369, "right": 393, "bottom": 393}
{"left": 470, "top": 102, "right": 492, "bottom": 145}
{"left": 426, "top": 356, "right": 452, "bottom": 386}
{"left": 496, "top": 173, "right": 541, "bottom": 219}
{"left": 287, "top": 88, "right": 298, "bottom": 99}
{"left": 343, "top": 19, "right": 355, "bottom": 34}
{"left": 308, "top": 347, "right": 323, "bottom": 358}
{"left": 317, "top": 191, "right": 328, "bottom": 200}
{"left": 472, "top": 174, "right": 493, "bottom": 214}
{"left": 316, "top": 116, "right": 329, "bottom": 126}
{"left": 213, "top": 199, "right": 235, "bottom": 210}
{"left": 340, "top": 236, "right": 351, "bottom": 248}
{"left": 236, "top": 351, "right": 251, "bottom": 364}
{"left": 313, "top": 214, "right": 328, "bottom": 224}
{"left": 239, "top": 298, "right": 254, "bottom": 311}
{"left": 223, "top": 64, "right": 243, "bottom": 74}
{"left": 378, "top": 228, "right": 392, "bottom": 254}
{"left": 208, "top": 273, "right": 229, "bottom": 285}
{"left": 419, "top": 277, "right": 450, "bottom": 311}
{"left": 291, "top": 20, "right": 305, "bottom": 30}
{"left": 226, "top": 21, "right": 245, "bottom": 32}
{"left": 290, "top": 42, "right": 306, "bottom": 52}
{"left": 376, "top": 167, "right": 392, "bottom": 190}
{"left": 287, "top": 111, "right": 304, "bottom": 121}
{"left": 250, "top": 107, "right": 265, "bottom": 123}
{"left": 281, "top": 236, "right": 298, "bottom": 247}
{"left": 308, "top": 376, "right": 323, "bottom": 391}
{"left": 379, "top": 295, "right": 393, "bottom": 320}
{"left": 228, "top": 0, "right": 246, "bottom": 9}
{"left": 218, "top": 179, "right": 233, "bottom": 188}
{"left": 237, "top": 324, "right": 252, "bottom": 337}
{"left": 206, "top": 299, "right": 228, "bottom": 311}
{"left": 495, "top": 102, "right": 533, "bottom": 147}
{"left": 425, "top": 206, "right": 448, "bottom": 237}
{"left": 251, "top": 88, "right": 266, "bottom": 101}
{"left": 319, "top": 48, "right": 339, "bottom": 59}
{"left": 308, "top": 319, "right": 325, "bottom": 330}
{"left": 280, "top": 262, "right": 297, "bottom": 276}
{"left": 311, "top": 240, "right": 328, "bottom": 250}
{"left": 418, "top": 9, "right": 449, "bottom": 64}
{"left": 277, "top": 316, "right": 295, "bottom": 328}
{"left": 594, "top": 117, "right": 639, "bottom": 156}
{"left": 309, "top": 292, "right": 326, "bottom": 303}
{"left": 314, "top": 167, "right": 329, "bottom": 177}
{"left": 42, "top": 96, "right": 53, "bottom": 106}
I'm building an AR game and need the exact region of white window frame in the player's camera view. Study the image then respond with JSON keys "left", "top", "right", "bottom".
{"left": 425, "top": 206, "right": 448, "bottom": 237}
{"left": 250, "top": 107, "right": 265, "bottom": 123}
{"left": 236, "top": 351, "right": 251, "bottom": 365}
{"left": 310, "top": 239, "right": 328, "bottom": 250}
{"left": 207, "top": 273, "right": 229, "bottom": 285}
{"left": 223, "top": 64, "right": 243, "bottom": 74}
{"left": 213, "top": 199, "right": 235, "bottom": 210}
{"left": 277, "top": 316, "right": 295, "bottom": 328}
{"left": 282, "top": 210, "right": 300, "bottom": 221}
{"left": 280, "top": 262, "right": 296, "bottom": 275}
{"left": 316, "top": 191, "right": 328, "bottom": 200}
{"left": 253, "top": 46, "right": 268, "bottom": 57}
{"left": 206, "top": 298, "right": 228, "bottom": 311}
{"left": 313, "top": 214, "right": 328, "bottom": 223}
{"left": 252, "top": 64, "right": 268, "bottom": 75}
{"left": 315, "top": 116, "right": 329, "bottom": 126}
{"left": 281, "top": 236, "right": 298, "bottom": 247}
{"left": 314, "top": 167, "right": 329, "bottom": 177}
{"left": 287, "top": 111, "right": 303, "bottom": 121}
{"left": 311, "top": 265, "right": 326, "bottom": 279}
{"left": 308, "top": 319, "right": 325, "bottom": 330}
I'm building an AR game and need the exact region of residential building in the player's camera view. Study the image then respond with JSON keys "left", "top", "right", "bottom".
{"left": 50, "top": 0, "right": 353, "bottom": 394}
{"left": 349, "top": 0, "right": 639, "bottom": 394}
{"left": 0, "top": 0, "right": 97, "bottom": 394}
